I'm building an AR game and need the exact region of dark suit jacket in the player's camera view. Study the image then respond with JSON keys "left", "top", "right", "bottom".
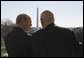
{"left": 4, "top": 27, "right": 33, "bottom": 57}
{"left": 31, "top": 23, "right": 82, "bottom": 57}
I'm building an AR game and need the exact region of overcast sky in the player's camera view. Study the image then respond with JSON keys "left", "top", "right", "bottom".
{"left": 1, "top": 1, "right": 83, "bottom": 27}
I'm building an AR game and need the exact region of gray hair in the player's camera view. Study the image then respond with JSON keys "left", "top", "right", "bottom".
{"left": 16, "top": 14, "right": 29, "bottom": 24}
{"left": 41, "top": 10, "right": 54, "bottom": 23}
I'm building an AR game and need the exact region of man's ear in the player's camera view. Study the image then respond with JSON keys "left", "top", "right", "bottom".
{"left": 53, "top": 18, "right": 55, "bottom": 23}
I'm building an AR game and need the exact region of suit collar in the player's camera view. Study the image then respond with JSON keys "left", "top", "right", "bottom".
{"left": 46, "top": 23, "right": 55, "bottom": 29}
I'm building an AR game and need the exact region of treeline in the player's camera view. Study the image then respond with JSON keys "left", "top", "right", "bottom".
{"left": 1, "top": 19, "right": 83, "bottom": 42}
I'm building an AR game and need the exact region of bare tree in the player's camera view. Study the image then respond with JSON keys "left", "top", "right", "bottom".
{"left": 1, "top": 19, "right": 15, "bottom": 39}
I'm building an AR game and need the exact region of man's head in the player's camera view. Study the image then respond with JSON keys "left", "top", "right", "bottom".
{"left": 16, "top": 14, "right": 32, "bottom": 31}
{"left": 41, "top": 10, "right": 54, "bottom": 28}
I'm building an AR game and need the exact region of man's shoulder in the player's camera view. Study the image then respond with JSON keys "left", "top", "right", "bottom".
{"left": 7, "top": 27, "right": 27, "bottom": 38}
{"left": 32, "top": 26, "right": 72, "bottom": 35}
{"left": 53, "top": 26, "right": 71, "bottom": 32}
{"left": 10, "top": 27, "right": 26, "bottom": 34}
{"left": 32, "top": 29, "right": 44, "bottom": 36}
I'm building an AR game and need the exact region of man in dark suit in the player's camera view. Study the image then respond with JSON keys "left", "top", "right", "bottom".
{"left": 31, "top": 10, "right": 82, "bottom": 57}
{"left": 4, "top": 14, "right": 33, "bottom": 57}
